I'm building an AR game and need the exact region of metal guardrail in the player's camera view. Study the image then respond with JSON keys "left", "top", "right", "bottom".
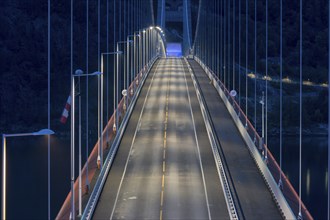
{"left": 193, "top": 56, "right": 313, "bottom": 220}
{"left": 81, "top": 56, "right": 159, "bottom": 220}
{"left": 184, "top": 58, "right": 239, "bottom": 220}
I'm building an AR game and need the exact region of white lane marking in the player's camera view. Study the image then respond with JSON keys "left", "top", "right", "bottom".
{"left": 137, "top": 120, "right": 142, "bottom": 132}
{"left": 109, "top": 59, "right": 163, "bottom": 220}
{"left": 181, "top": 59, "right": 212, "bottom": 220}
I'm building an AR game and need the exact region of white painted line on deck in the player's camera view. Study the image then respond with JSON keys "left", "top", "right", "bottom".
{"left": 181, "top": 59, "right": 212, "bottom": 220}
{"left": 109, "top": 60, "right": 163, "bottom": 220}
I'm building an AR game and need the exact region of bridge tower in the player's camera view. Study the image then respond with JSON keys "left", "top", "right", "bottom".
{"left": 157, "top": 0, "right": 192, "bottom": 56}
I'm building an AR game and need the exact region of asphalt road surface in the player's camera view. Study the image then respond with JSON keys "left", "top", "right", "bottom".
{"left": 188, "top": 59, "right": 283, "bottom": 220}
{"left": 93, "top": 58, "right": 229, "bottom": 220}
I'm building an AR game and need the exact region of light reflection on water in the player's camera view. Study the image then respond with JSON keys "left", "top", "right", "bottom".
{"left": 268, "top": 136, "right": 327, "bottom": 220}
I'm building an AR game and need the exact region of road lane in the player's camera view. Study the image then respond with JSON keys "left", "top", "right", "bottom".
{"left": 188, "top": 59, "right": 283, "bottom": 220}
{"left": 93, "top": 58, "right": 229, "bottom": 220}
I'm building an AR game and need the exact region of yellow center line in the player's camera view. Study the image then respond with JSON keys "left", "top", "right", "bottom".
{"left": 160, "top": 62, "right": 171, "bottom": 220}
{"left": 161, "top": 190, "right": 164, "bottom": 206}
{"left": 162, "top": 174, "right": 165, "bottom": 188}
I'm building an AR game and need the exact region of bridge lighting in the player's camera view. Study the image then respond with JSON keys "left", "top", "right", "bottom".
{"left": 282, "top": 76, "right": 291, "bottom": 83}
{"left": 122, "top": 89, "right": 127, "bottom": 111}
{"left": 303, "top": 80, "right": 313, "bottom": 86}
{"left": 263, "top": 75, "right": 272, "bottom": 81}
{"left": 248, "top": 73, "right": 256, "bottom": 78}
{"left": 229, "top": 90, "right": 237, "bottom": 97}
{"left": 321, "top": 82, "right": 328, "bottom": 87}
{"left": 2, "top": 129, "right": 55, "bottom": 220}
{"left": 149, "top": 26, "right": 154, "bottom": 30}
{"left": 75, "top": 69, "right": 83, "bottom": 75}
{"left": 259, "top": 92, "right": 265, "bottom": 154}
{"left": 71, "top": 69, "right": 101, "bottom": 218}
{"left": 100, "top": 51, "right": 122, "bottom": 135}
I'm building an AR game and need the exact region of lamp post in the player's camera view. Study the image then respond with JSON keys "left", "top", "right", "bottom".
{"left": 71, "top": 70, "right": 101, "bottom": 220}
{"left": 117, "top": 41, "right": 132, "bottom": 118}
{"left": 101, "top": 51, "right": 123, "bottom": 136}
{"left": 259, "top": 91, "right": 267, "bottom": 161}
{"left": 2, "top": 129, "right": 54, "bottom": 220}
{"left": 142, "top": 30, "right": 147, "bottom": 70}
{"left": 100, "top": 51, "right": 122, "bottom": 148}
{"left": 139, "top": 30, "right": 145, "bottom": 77}
{"left": 127, "top": 35, "right": 136, "bottom": 97}
{"left": 133, "top": 32, "right": 141, "bottom": 91}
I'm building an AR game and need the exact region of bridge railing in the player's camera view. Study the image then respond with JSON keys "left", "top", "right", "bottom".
{"left": 56, "top": 25, "right": 166, "bottom": 220}
{"left": 194, "top": 56, "right": 313, "bottom": 220}
{"left": 56, "top": 56, "right": 159, "bottom": 219}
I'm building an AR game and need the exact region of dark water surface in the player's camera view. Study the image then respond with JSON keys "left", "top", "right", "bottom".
{"left": 1, "top": 134, "right": 328, "bottom": 219}
{"left": 268, "top": 136, "right": 327, "bottom": 220}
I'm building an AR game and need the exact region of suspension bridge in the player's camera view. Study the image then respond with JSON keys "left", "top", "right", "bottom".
{"left": 2, "top": 0, "right": 329, "bottom": 219}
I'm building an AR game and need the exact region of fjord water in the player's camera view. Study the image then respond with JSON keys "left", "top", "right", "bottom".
{"left": 1, "top": 135, "right": 327, "bottom": 219}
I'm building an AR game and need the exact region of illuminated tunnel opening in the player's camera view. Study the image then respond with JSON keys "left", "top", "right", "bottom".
{"left": 166, "top": 43, "right": 182, "bottom": 57}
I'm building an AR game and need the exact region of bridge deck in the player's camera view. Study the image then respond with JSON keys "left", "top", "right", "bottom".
{"left": 93, "top": 58, "right": 229, "bottom": 219}
{"left": 188, "top": 59, "right": 283, "bottom": 219}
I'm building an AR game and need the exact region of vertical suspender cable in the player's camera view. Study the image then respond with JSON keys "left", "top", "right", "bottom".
{"left": 233, "top": 0, "right": 236, "bottom": 90}
{"left": 206, "top": 2, "right": 209, "bottom": 67}
{"left": 228, "top": 0, "right": 231, "bottom": 90}
{"left": 328, "top": 0, "right": 330, "bottom": 218}
{"left": 245, "top": 0, "right": 248, "bottom": 126}
{"left": 113, "top": 0, "right": 116, "bottom": 131}
{"left": 224, "top": 0, "right": 226, "bottom": 87}
{"left": 203, "top": 2, "right": 205, "bottom": 63}
{"left": 124, "top": 0, "right": 126, "bottom": 93}
{"left": 265, "top": 0, "right": 268, "bottom": 158}
{"left": 279, "top": 0, "right": 283, "bottom": 188}
{"left": 214, "top": 0, "right": 216, "bottom": 73}
{"left": 97, "top": 0, "right": 100, "bottom": 164}
{"left": 124, "top": 0, "right": 126, "bottom": 38}
{"left": 70, "top": 0, "right": 74, "bottom": 218}
{"left": 194, "top": 0, "right": 202, "bottom": 55}
{"left": 106, "top": 0, "right": 109, "bottom": 148}
{"left": 119, "top": 0, "right": 122, "bottom": 41}
{"left": 117, "top": 0, "right": 121, "bottom": 128}
{"left": 47, "top": 0, "right": 51, "bottom": 218}
{"left": 298, "top": 0, "right": 303, "bottom": 217}
{"left": 220, "top": 0, "right": 223, "bottom": 80}
{"left": 215, "top": 0, "right": 217, "bottom": 71}
{"left": 239, "top": 0, "right": 241, "bottom": 107}
{"left": 254, "top": 0, "right": 257, "bottom": 139}
{"left": 128, "top": 0, "right": 130, "bottom": 35}
{"left": 217, "top": 0, "right": 219, "bottom": 73}
{"left": 128, "top": 0, "right": 130, "bottom": 87}
{"left": 85, "top": 0, "right": 89, "bottom": 193}
{"left": 206, "top": 4, "right": 208, "bottom": 67}
{"left": 204, "top": 3, "right": 206, "bottom": 64}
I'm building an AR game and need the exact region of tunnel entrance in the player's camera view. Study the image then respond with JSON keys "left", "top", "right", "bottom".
{"left": 166, "top": 43, "right": 182, "bottom": 57}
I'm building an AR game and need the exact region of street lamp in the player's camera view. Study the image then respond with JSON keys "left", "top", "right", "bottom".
{"left": 139, "top": 29, "right": 147, "bottom": 77}
{"left": 100, "top": 51, "right": 122, "bottom": 166}
{"left": 117, "top": 41, "right": 132, "bottom": 116}
{"left": 101, "top": 51, "right": 123, "bottom": 136}
{"left": 127, "top": 34, "right": 137, "bottom": 97}
{"left": 2, "top": 129, "right": 54, "bottom": 220}
{"left": 71, "top": 70, "right": 101, "bottom": 220}
{"left": 132, "top": 32, "right": 141, "bottom": 92}
{"left": 259, "top": 91, "right": 267, "bottom": 161}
